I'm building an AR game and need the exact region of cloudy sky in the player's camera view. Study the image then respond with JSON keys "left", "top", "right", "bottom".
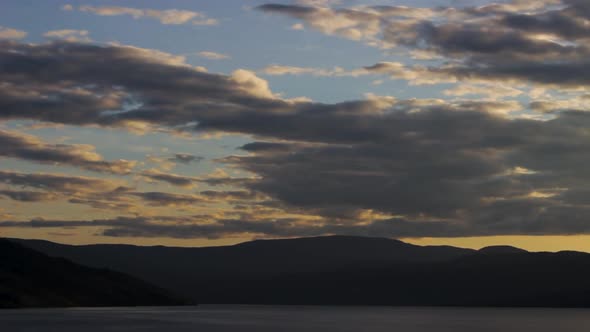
{"left": 1, "top": 0, "right": 590, "bottom": 251}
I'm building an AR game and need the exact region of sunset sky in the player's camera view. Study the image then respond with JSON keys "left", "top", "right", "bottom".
{"left": 1, "top": 0, "right": 590, "bottom": 251}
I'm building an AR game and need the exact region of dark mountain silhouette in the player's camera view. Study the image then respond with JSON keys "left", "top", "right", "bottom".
{"left": 0, "top": 239, "right": 189, "bottom": 308}
{"left": 10, "top": 235, "right": 590, "bottom": 307}
{"left": 478, "top": 245, "right": 528, "bottom": 254}
{"left": 228, "top": 250, "right": 590, "bottom": 307}
{"left": 10, "top": 236, "right": 472, "bottom": 302}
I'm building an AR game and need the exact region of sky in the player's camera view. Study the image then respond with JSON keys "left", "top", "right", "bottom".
{"left": 1, "top": 0, "right": 590, "bottom": 251}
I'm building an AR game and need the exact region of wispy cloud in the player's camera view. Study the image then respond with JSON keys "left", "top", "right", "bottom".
{"left": 43, "top": 29, "right": 91, "bottom": 42}
{"left": 0, "top": 170, "right": 124, "bottom": 195}
{"left": 65, "top": 4, "right": 218, "bottom": 26}
{"left": 196, "top": 51, "right": 231, "bottom": 60}
{"left": 139, "top": 169, "right": 199, "bottom": 188}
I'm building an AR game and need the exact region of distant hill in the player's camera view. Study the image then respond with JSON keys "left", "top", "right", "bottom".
{"left": 11, "top": 236, "right": 473, "bottom": 302}
{"left": 11, "top": 235, "right": 590, "bottom": 307}
{"left": 0, "top": 240, "right": 189, "bottom": 308}
{"left": 478, "top": 245, "right": 528, "bottom": 254}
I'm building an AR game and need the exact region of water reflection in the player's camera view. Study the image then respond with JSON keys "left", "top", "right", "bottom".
{"left": 2, "top": 305, "right": 590, "bottom": 332}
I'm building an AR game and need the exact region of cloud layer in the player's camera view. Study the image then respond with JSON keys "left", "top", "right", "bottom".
{"left": 3, "top": 0, "right": 590, "bottom": 240}
{"left": 0, "top": 129, "right": 135, "bottom": 174}
{"left": 258, "top": 0, "right": 590, "bottom": 90}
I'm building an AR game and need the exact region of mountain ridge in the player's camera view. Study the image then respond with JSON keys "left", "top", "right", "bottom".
{"left": 9, "top": 235, "right": 590, "bottom": 307}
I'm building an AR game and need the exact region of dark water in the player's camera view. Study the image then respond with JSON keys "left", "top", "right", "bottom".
{"left": 2, "top": 305, "right": 590, "bottom": 331}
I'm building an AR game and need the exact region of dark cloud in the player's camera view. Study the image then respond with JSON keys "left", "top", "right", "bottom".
{"left": 3, "top": 37, "right": 590, "bottom": 238}
{"left": 0, "top": 40, "right": 290, "bottom": 128}
{"left": 0, "top": 217, "right": 147, "bottom": 230}
{"left": 0, "top": 41, "right": 531, "bottom": 143}
{"left": 0, "top": 129, "right": 136, "bottom": 174}
{"left": 224, "top": 109, "right": 590, "bottom": 235}
{"left": 501, "top": 2, "right": 590, "bottom": 39}
{"left": 196, "top": 175, "right": 255, "bottom": 188}
{"left": 0, "top": 215, "right": 455, "bottom": 239}
{"left": 169, "top": 153, "right": 204, "bottom": 164}
{"left": 259, "top": 0, "right": 590, "bottom": 88}
{"left": 412, "top": 21, "right": 584, "bottom": 60}
{"left": 139, "top": 169, "right": 198, "bottom": 188}
{"left": 257, "top": 4, "right": 316, "bottom": 16}
{"left": 0, "top": 170, "right": 123, "bottom": 194}
{"left": 130, "top": 192, "right": 205, "bottom": 207}
{"left": 240, "top": 142, "right": 300, "bottom": 152}
{"left": 5, "top": 209, "right": 590, "bottom": 239}
{"left": 200, "top": 190, "right": 262, "bottom": 202}
{"left": 67, "top": 197, "right": 138, "bottom": 211}
{"left": 0, "top": 190, "right": 58, "bottom": 202}
{"left": 0, "top": 170, "right": 136, "bottom": 210}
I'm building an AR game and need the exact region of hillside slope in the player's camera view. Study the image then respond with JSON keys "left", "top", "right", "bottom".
{"left": 0, "top": 240, "right": 189, "bottom": 308}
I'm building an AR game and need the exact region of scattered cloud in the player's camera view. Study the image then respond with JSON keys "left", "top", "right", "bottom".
{"left": 169, "top": 153, "right": 204, "bottom": 164}
{"left": 261, "top": 64, "right": 346, "bottom": 76}
{"left": 291, "top": 23, "right": 305, "bottom": 30}
{"left": 43, "top": 29, "right": 91, "bottom": 42}
{"left": 443, "top": 84, "right": 524, "bottom": 99}
{"left": 0, "top": 26, "right": 26, "bottom": 40}
{"left": 197, "top": 51, "right": 230, "bottom": 60}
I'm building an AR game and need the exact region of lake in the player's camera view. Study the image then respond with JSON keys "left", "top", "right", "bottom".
{"left": 2, "top": 305, "right": 590, "bottom": 331}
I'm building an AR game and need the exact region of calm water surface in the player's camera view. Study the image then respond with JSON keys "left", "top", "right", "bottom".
{"left": 2, "top": 305, "right": 590, "bottom": 331}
